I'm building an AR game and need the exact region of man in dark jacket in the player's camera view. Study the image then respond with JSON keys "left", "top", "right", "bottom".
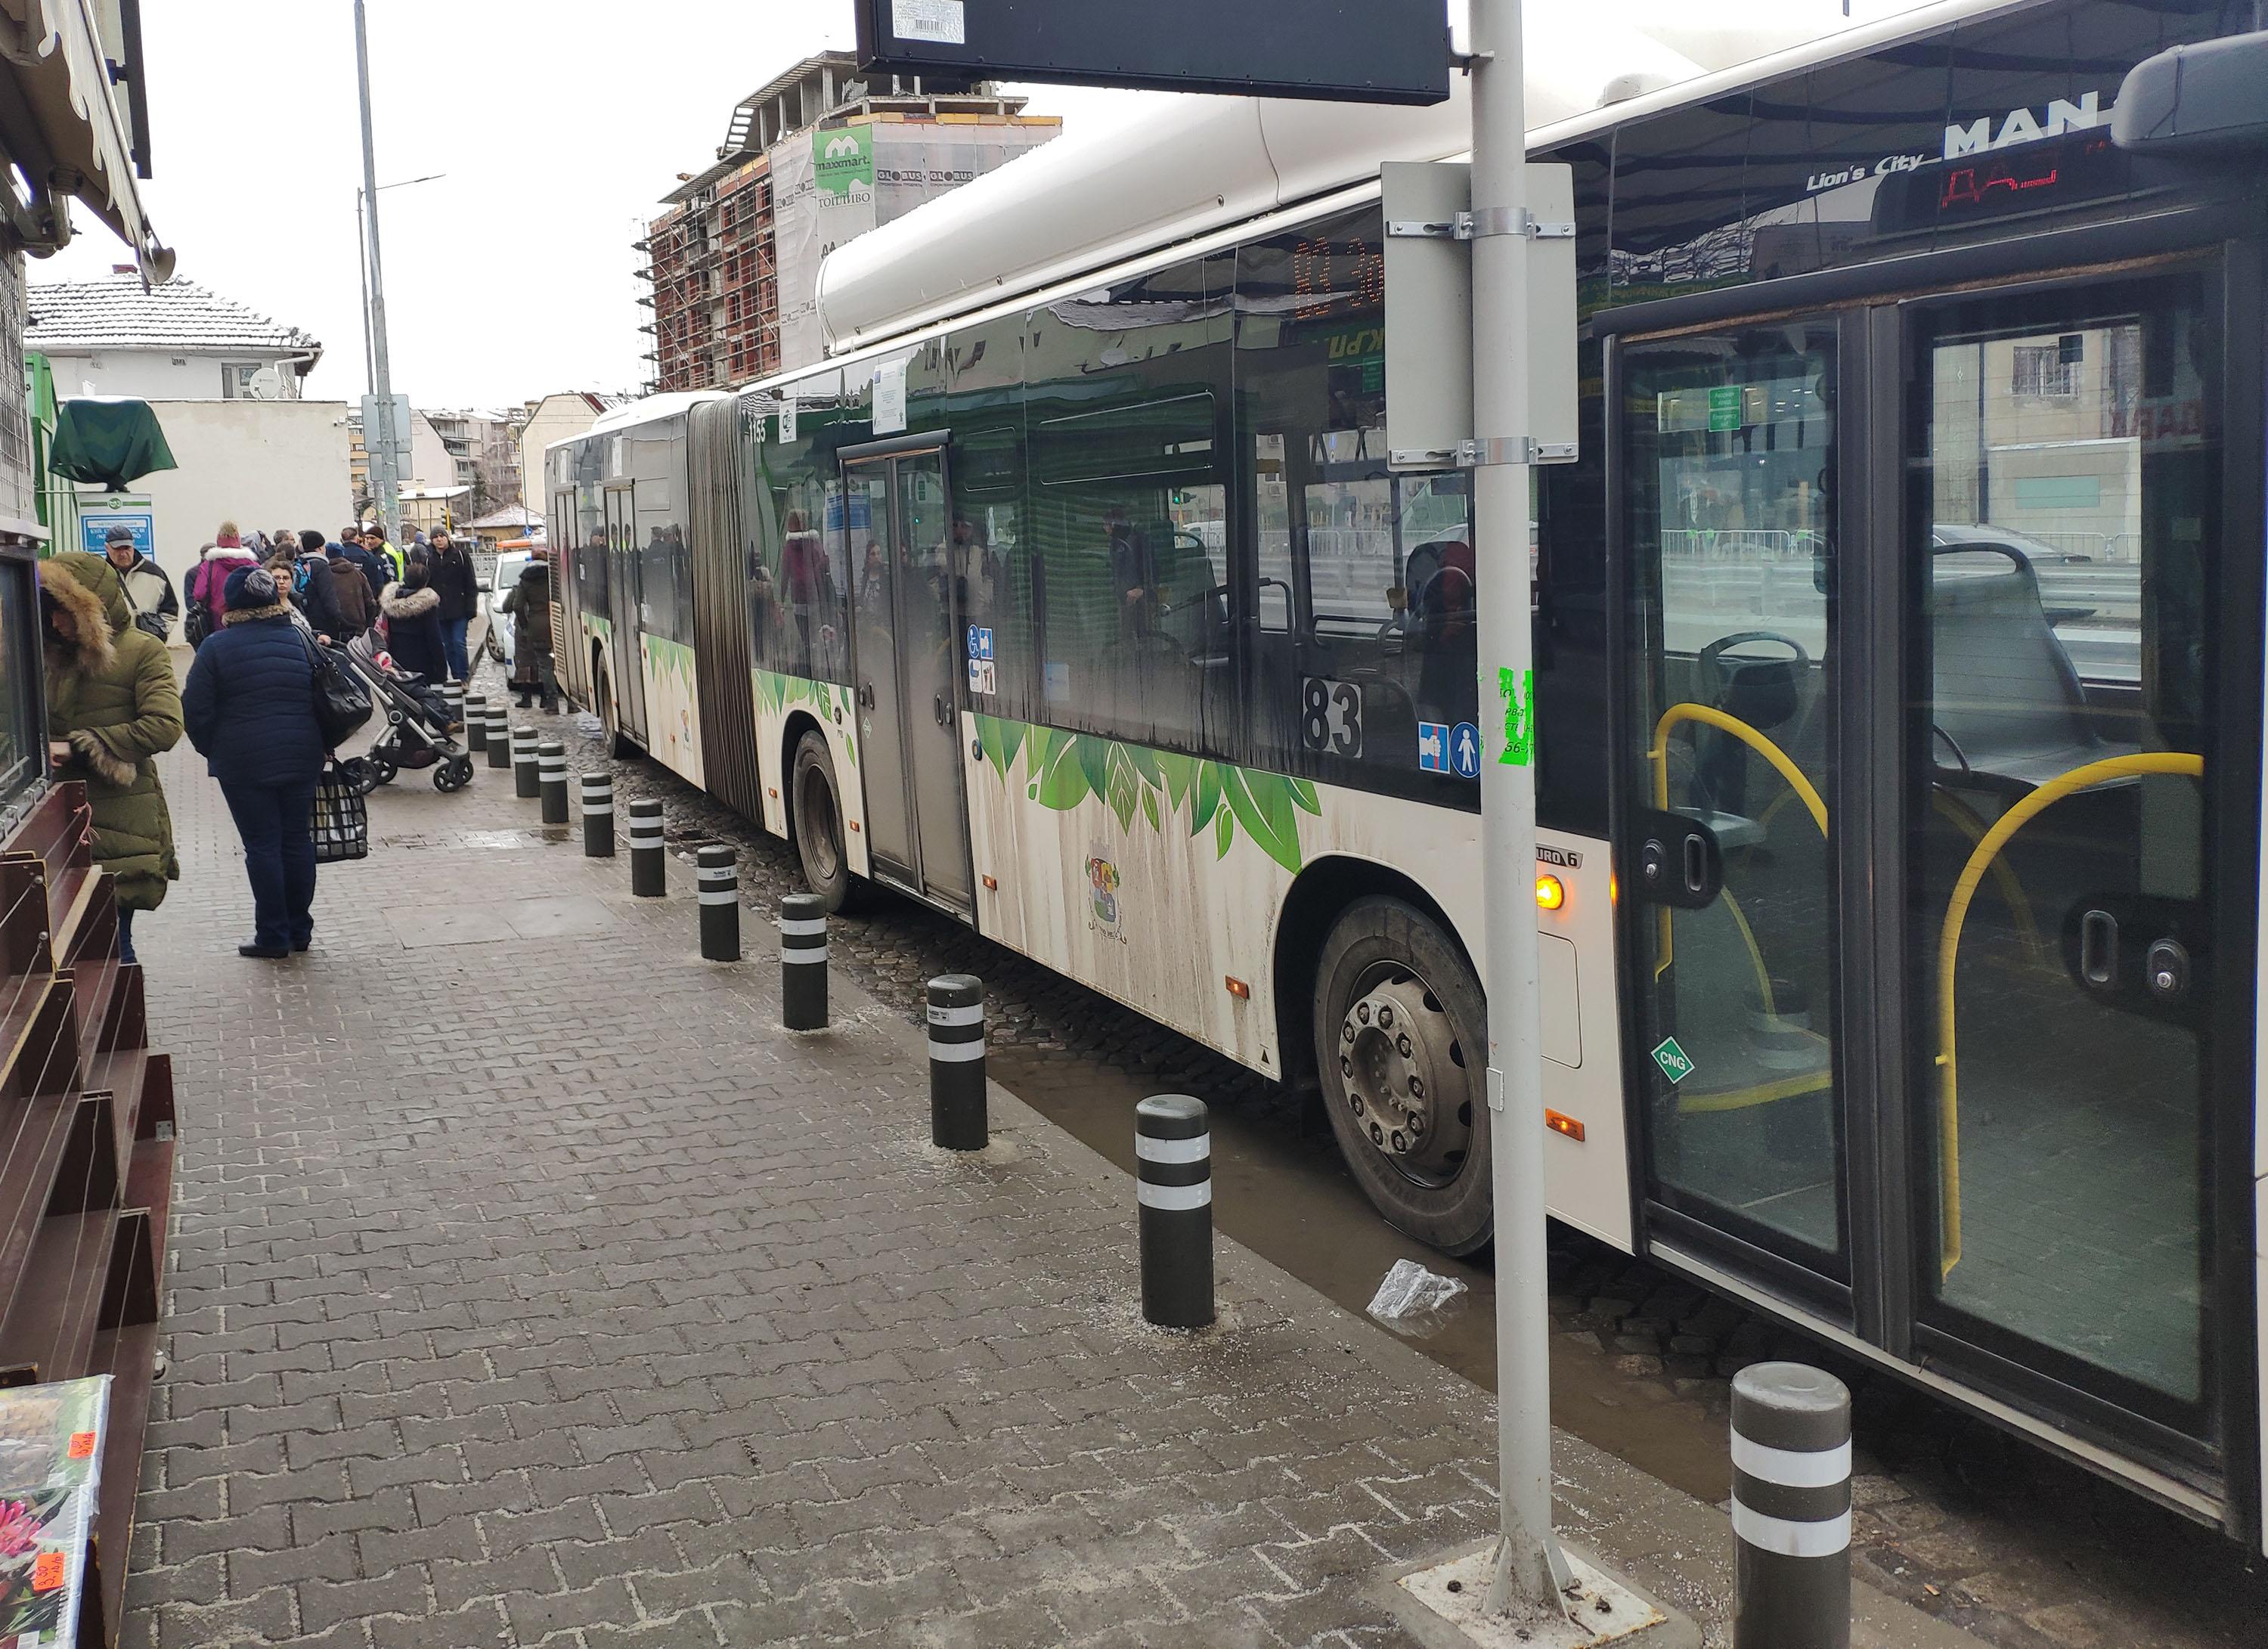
{"left": 182, "top": 566, "right": 330, "bottom": 959}
{"left": 292, "top": 529, "right": 348, "bottom": 641}
{"left": 427, "top": 530, "right": 478, "bottom": 683}
{"left": 327, "top": 548, "right": 376, "bottom": 635}
{"left": 336, "top": 526, "right": 392, "bottom": 602}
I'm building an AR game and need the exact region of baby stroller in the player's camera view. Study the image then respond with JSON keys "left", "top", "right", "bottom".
{"left": 336, "top": 631, "right": 476, "bottom": 794}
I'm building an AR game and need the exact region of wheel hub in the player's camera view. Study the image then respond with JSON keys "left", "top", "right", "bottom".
{"left": 1338, "top": 975, "right": 1467, "bottom": 1180}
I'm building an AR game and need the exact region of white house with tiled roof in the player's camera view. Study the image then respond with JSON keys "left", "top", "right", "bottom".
{"left": 26, "top": 271, "right": 321, "bottom": 401}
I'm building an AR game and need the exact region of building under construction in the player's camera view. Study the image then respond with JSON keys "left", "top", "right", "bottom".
{"left": 638, "top": 53, "right": 1058, "bottom": 392}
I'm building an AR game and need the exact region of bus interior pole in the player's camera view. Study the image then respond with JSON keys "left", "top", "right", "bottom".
{"left": 1470, "top": 0, "right": 1576, "bottom": 1623}
{"left": 352, "top": 0, "right": 401, "bottom": 553}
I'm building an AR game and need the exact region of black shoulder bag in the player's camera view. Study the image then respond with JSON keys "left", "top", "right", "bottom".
{"left": 297, "top": 628, "right": 374, "bottom": 752}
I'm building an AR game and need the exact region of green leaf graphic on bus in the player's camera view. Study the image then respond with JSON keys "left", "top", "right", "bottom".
{"left": 754, "top": 671, "right": 857, "bottom": 767}
{"left": 973, "top": 714, "right": 1321, "bottom": 874}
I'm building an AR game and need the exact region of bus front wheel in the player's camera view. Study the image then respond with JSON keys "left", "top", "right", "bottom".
{"left": 791, "top": 730, "right": 863, "bottom": 913}
{"left": 1312, "top": 897, "right": 1493, "bottom": 1257}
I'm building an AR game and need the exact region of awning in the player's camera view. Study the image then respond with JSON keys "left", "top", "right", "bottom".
{"left": 0, "top": 0, "right": 172, "bottom": 282}
{"left": 48, "top": 396, "right": 175, "bottom": 492}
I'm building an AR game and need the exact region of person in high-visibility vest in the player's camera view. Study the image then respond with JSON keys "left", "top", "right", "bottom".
{"left": 362, "top": 521, "right": 405, "bottom": 586}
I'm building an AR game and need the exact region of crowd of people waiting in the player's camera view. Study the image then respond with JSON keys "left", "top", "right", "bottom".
{"left": 39, "top": 517, "right": 558, "bottom": 967}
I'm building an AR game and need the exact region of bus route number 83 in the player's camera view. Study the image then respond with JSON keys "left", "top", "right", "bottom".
{"left": 1302, "top": 676, "right": 1364, "bottom": 758}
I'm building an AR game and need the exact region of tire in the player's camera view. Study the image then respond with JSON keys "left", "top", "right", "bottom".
{"left": 432, "top": 758, "right": 467, "bottom": 793}
{"left": 369, "top": 753, "right": 398, "bottom": 787}
{"left": 593, "top": 656, "right": 634, "bottom": 760}
{"left": 1311, "top": 897, "right": 1493, "bottom": 1256}
{"left": 336, "top": 756, "right": 379, "bottom": 796}
{"left": 789, "top": 730, "right": 863, "bottom": 913}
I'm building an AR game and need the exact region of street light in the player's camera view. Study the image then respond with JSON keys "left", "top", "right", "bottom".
{"left": 356, "top": 172, "right": 444, "bottom": 397}
{"left": 351, "top": 0, "right": 411, "bottom": 552}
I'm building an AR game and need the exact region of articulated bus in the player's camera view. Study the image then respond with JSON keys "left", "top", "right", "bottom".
{"left": 554, "top": 0, "right": 2266, "bottom": 1545}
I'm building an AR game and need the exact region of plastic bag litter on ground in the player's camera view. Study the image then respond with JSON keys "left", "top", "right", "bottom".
{"left": 575, "top": 711, "right": 604, "bottom": 736}
{"left": 1366, "top": 1257, "right": 1468, "bottom": 1322}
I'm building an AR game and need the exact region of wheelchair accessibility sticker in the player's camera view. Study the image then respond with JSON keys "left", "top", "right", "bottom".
{"left": 966, "top": 625, "right": 993, "bottom": 659}
{"left": 966, "top": 626, "right": 996, "bottom": 696}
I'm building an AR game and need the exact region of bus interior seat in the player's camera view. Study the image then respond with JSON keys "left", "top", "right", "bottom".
{"left": 1929, "top": 542, "right": 2136, "bottom": 795}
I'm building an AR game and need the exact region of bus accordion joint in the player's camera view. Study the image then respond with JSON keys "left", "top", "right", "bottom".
{"left": 1933, "top": 751, "right": 2204, "bottom": 1279}
{"left": 1544, "top": 1108, "right": 1585, "bottom": 1142}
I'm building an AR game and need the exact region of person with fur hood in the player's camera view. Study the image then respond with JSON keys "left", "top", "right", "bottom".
{"left": 41, "top": 552, "right": 183, "bottom": 966}
{"left": 378, "top": 559, "right": 448, "bottom": 684}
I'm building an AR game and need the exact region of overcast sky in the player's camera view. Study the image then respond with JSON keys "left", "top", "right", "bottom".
{"left": 32, "top": 1, "right": 1919, "bottom": 412}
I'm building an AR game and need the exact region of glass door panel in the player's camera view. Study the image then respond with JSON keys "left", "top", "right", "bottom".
{"left": 1906, "top": 272, "right": 2220, "bottom": 1424}
{"left": 604, "top": 485, "right": 647, "bottom": 742}
{"left": 1624, "top": 322, "right": 1845, "bottom": 1271}
{"left": 891, "top": 452, "right": 971, "bottom": 911}
{"left": 846, "top": 460, "right": 914, "bottom": 880}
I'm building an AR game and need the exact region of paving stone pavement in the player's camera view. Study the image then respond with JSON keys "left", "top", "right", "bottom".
{"left": 119, "top": 705, "right": 2003, "bottom": 1649}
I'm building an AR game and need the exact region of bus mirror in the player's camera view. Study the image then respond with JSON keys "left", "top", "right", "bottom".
{"left": 2112, "top": 33, "right": 2268, "bottom": 157}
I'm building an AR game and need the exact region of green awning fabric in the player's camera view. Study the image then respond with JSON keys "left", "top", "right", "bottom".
{"left": 48, "top": 399, "right": 177, "bottom": 493}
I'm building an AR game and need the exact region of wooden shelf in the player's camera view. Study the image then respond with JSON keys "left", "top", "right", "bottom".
{"left": 0, "top": 783, "right": 174, "bottom": 1646}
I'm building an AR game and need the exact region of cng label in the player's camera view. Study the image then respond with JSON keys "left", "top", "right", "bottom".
{"left": 1650, "top": 1037, "right": 1696, "bottom": 1085}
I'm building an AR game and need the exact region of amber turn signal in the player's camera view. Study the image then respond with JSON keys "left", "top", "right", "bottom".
{"left": 1225, "top": 976, "right": 1250, "bottom": 1000}
{"left": 1535, "top": 873, "right": 1565, "bottom": 911}
{"left": 1545, "top": 1109, "right": 1586, "bottom": 1142}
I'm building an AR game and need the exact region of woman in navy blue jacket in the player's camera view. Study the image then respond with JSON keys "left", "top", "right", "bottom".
{"left": 377, "top": 561, "right": 448, "bottom": 685}
{"left": 182, "top": 566, "right": 329, "bottom": 958}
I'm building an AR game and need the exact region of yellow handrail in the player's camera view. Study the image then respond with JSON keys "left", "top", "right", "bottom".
{"left": 1932, "top": 752, "right": 2204, "bottom": 1276}
{"left": 1647, "top": 703, "right": 1826, "bottom": 984}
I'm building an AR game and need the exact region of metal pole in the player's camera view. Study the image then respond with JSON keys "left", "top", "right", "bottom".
{"left": 925, "top": 974, "right": 987, "bottom": 1150}
{"left": 779, "top": 893, "right": 829, "bottom": 1030}
{"left": 1470, "top": 0, "right": 1574, "bottom": 1623}
{"left": 697, "top": 845, "right": 739, "bottom": 961}
{"left": 356, "top": 189, "right": 374, "bottom": 403}
{"left": 627, "top": 798, "right": 667, "bottom": 897}
{"left": 484, "top": 701, "right": 510, "bottom": 768}
{"left": 581, "top": 770, "right": 615, "bottom": 857}
{"left": 352, "top": 0, "right": 401, "bottom": 553}
{"left": 1731, "top": 1364, "right": 1852, "bottom": 1648}
{"left": 1136, "top": 1095, "right": 1213, "bottom": 1329}
{"left": 538, "top": 739, "right": 569, "bottom": 823}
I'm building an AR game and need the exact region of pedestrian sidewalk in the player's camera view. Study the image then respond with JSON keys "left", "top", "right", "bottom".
{"left": 123, "top": 739, "right": 1986, "bottom": 1648}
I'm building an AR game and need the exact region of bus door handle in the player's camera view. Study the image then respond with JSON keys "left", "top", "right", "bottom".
{"left": 2078, "top": 908, "right": 2118, "bottom": 988}
{"left": 933, "top": 695, "right": 949, "bottom": 727}
{"left": 858, "top": 681, "right": 875, "bottom": 709}
{"left": 1628, "top": 808, "right": 1722, "bottom": 910}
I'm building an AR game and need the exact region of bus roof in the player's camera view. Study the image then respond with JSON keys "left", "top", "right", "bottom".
{"left": 815, "top": 0, "right": 2040, "bottom": 355}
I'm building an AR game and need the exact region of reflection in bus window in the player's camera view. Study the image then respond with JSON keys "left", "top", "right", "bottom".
{"left": 745, "top": 373, "right": 854, "bottom": 687}
{"left": 1024, "top": 259, "right": 1235, "bottom": 755}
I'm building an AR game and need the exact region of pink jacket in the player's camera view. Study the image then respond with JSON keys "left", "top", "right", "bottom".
{"left": 189, "top": 550, "right": 259, "bottom": 615}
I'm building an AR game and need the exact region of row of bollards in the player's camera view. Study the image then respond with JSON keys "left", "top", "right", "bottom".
{"left": 525, "top": 755, "right": 1844, "bottom": 1644}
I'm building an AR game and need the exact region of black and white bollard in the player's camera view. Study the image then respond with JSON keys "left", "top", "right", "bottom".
{"left": 1731, "top": 1362, "right": 1852, "bottom": 1649}
{"left": 779, "top": 893, "right": 828, "bottom": 1030}
{"left": 1136, "top": 1095, "right": 1214, "bottom": 1328}
{"left": 627, "top": 798, "right": 667, "bottom": 898}
{"left": 511, "top": 726, "right": 540, "bottom": 798}
{"left": 925, "top": 975, "right": 987, "bottom": 1150}
{"left": 538, "top": 741, "right": 569, "bottom": 823}
{"left": 485, "top": 702, "right": 510, "bottom": 768}
{"left": 697, "top": 845, "right": 739, "bottom": 961}
{"left": 464, "top": 694, "right": 488, "bottom": 754}
{"left": 442, "top": 683, "right": 466, "bottom": 733}
{"left": 580, "top": 771, "right": 614, "bottom": 857}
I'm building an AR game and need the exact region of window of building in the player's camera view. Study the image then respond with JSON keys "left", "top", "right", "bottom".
{"left": 2010, "top": 339, "right": 2081, "bottom": 398}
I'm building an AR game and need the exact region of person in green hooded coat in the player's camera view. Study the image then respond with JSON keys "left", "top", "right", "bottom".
{"left": 42, "top": 550, "right": 183, "bottom": 966}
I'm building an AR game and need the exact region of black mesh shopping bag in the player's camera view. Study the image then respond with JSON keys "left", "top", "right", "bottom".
{"left": 311, "top": 764, "right": 370, "bottom": 863}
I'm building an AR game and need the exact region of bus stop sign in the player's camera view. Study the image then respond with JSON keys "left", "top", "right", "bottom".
{"left": 854, "top": 1, "right": 1452, "bottom": 105}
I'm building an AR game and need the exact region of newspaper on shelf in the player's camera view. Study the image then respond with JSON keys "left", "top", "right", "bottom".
{"left": 0, "top": 1376, "right": 110, "bottom": 1648}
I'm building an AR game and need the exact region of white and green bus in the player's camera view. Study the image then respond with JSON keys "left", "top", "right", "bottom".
{"left": 553, "top": 0, "right": 2268, "bottom": 1545}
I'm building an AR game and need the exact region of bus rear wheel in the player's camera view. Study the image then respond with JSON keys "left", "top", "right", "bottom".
{"left": 791, "top": 730, "right": 862, "bottom": 913}
{"left": 1312, "top": 897, "right": 1493, "bottom": 1256}
{"left": 593, "top": 656, "right": 632, "bottom": 759}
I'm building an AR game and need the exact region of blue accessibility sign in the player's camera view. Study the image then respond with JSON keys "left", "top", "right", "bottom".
{"left": 966, "top": 625, "right": 993, "bottom": 661}
{"left": 1449, "top": 721, "right": 1482, "bottom": 780}
{"left": 1417, "top": 721, "right": 1450, "bottom": 773}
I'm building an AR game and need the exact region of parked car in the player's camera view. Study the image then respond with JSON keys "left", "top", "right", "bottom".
{"left": 484, "top": 547, "right": 533, "bottom": 666}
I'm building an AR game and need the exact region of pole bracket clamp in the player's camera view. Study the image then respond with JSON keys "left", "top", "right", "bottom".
{"left": 1455, "top": 436, "right": 1580, "bottom": 467}
{"left": 1387, "top": 208, "right": 1574, "bottom": 242}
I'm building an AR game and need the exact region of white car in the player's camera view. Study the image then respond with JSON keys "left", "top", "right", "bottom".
{"left": 484, "top": 550, "right": 532, "bottom": 666}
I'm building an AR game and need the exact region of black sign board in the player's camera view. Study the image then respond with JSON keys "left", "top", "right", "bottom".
{"left": 853, "top": 0, "right": 1452, "bottom": 106}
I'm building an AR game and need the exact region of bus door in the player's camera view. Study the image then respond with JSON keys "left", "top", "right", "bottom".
{"left": 841, "top": 442, "right": 973, "bottom": 914}
{"left": 603, "top": 483, "right": 648, "bottom": 745}
{"left": 1617, "top": 265, "right": 2239, "bottom": 1471}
